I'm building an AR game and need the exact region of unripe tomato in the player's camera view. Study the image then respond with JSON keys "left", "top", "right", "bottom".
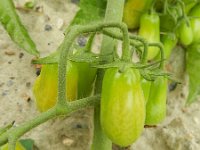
{"left": 145, "top": 76, "right": 168, "bottom": 125}
{"left": 154, "top": 33, "right": 178, "bottom": 60}
{"left": 1, "top": 142, "right": 25, "bottom": 150}
{"left": 183, "top": 0, "right": 198, "bottom": 14}
{"left": 123, "top": 0, "right": 153, "bottom": 29}
{"left": 74, "top": 62, "right": 97, "bottom": 99}
{"left": 101, "top": 67, "right": 145, "bottom": 147}
{"left": 178, "top": 20, "right": 193, "bottom": 46}
{"left": 161, "top": 33, "right": 178, "bottom": 59}
{"left": 139, "top": 12, "right": 160, "bottom": 60}
{"left": 33, "top": 62, "right": 78, "bottom": 112}
{"left": 189, "top": 4, "right": 200, "bottom": 44}
{"left": 141, "top": 78, "right": 151, "bottom": 103}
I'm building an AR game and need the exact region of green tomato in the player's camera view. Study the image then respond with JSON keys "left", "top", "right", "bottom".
{"left": 178, "top": 20, "right": 193, "bottom": 46}
{"left": 161, "top": 33, "right": 178, "bottom": 59}
{"left": 74, "top": 61, "right": 97, "bottom": 99}
{"left": 145, "top": 76, "right": 168, "bottom": 125}
{"left": 155, "top": 33, "right": 178, "bottom": 60}
{"left": 183, "top": 0, "right": 198, "bottom": 14}
{"left": 123, "top": 0, "right": 153, "bottom": 29}
{"left": 139, "top": 12, "right": 160, "bottom": 60}
{"left": 189, "top": 3, "right": 200, "bottom": 44}
{"left": 101, "top": 67, "right": 145, "bottom": 147}
{"left": 33, "top": 62, "right": 78, "bottom": 112}
{"left": 141, "top": 78, "right": 151, "bottom": 103}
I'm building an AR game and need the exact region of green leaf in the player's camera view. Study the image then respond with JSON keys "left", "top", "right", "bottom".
{"left": 70, "top": 0, "right": 107, "bottom": 26}
{"left": 0, "top": 0, "right": 39, "bottom": 56}
{"left": 186, "top": 44, "right": 200, "bottom": 104}
{"left": 19, "top": 139, "right": 34, "bottom": 150}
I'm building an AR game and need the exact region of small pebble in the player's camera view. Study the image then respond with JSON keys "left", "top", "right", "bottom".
{"left": 2, "top": 92, "right": 7, "bottom": 96}
{"left": 182, "top": 107, "right": 188, "bottom": 113}
{"left": 44, "top": 15, "right": 50, "bottom": 22}
{"left": 19, "top": 52, "right": 24, "bottom": 59}
{"left": 35, "top": 5, "right": 43, "bottom": 13}
{"left": 44, "top": 24, "right": 52, "bottom": 31}
{"left": 56, "top": 18, "right": 64, "bottom": 29}
{"left": 8, "top": 61, "right": 12, "bottom": 64}
{"left": 10, "top": 77, "right": 15, "bottom": 80}
{"left": 62, "top": 138, "right": 74, "bottom": 146}
{"left": 27, "top": 97, "right": 31, "bottom": 102}
{"left": 168, "top": 82, "right": 178, "bottom": 92}
{"left": 0, "top": 82, "right": 4, "bottom": 87}
{"left": 26, "top": 82, "right": 31, "bottom": 87}
{"left": 7, "top": 80, "right": 14, "bottom": 87}
{"left": 4, "top": 51, "right": 15, "bottom": 56}
{"left": 193, "top": 117, "right": 199, "bottom": 124}
{"left": 36, "top": 68, "right": 41, "bottom": 76}
{"left": 180, "top": 92, "right": 185, "bottom": 98}
{"left": 77, "top": 36, "right": 87, "bottom": 47}
{"left": 21, "top": 93, "right": 31, "bottom": 102}
{"left": 1, "top": 90, "right": 9, "bottom": 96}
{"left": 71, "top": 0, "right": 79, "bottom": 4}
{"left": 75, "top": 123, "right": 82, "bottom": 129}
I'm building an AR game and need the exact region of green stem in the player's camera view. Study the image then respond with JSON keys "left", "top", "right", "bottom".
{"left": 0, "top": 122, "right": 13, "bottom": 136}
{"left": 85, "top": 33, "right": 96, "bottom": 52}
{"left": 121, "top": 24, "right": 130, "bottom": 62}
{"left": 149, "top": 42, "right": 165, "bottom": 69}
{"left": 57, "top": 22, "right": 129, "bottom": 106}
{"left": 102, "top": 30, "right": 148, "bottom": 64}
{"left": 163, "top": 0, "right": 168, "bottom": 14}
{"left": 91, "top": 0, "right": 125, "bottom": 150}
{"left": 0, "top": 96, "right": 100, "bottom": 149}
{"left": 129, "top": 34, "right": 148, "bottom": 64}
{"left": 7, "top": 108, "right": 58, "bottom": 150}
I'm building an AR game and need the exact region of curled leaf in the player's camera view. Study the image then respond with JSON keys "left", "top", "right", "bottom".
{"left": 0, "top": 0, "right": 39, "bottom": 56}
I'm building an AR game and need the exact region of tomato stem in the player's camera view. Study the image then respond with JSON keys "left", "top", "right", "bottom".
{"left": 57, "top": 22, "right": 131, "bottom": 106}
{"left": 85, "top": 33, "right": 96, "bottom": 52}
{"left": 121, "top": 23, "right": 131, "bottom": 62}
{"left": 149, "top": 42, "right": 165, "bottom": 69}
{"left": 91, "top": 0, "right": 125, "bottom": 149}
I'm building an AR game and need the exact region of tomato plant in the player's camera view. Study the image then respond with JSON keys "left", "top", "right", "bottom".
{"left": 0, "top": 0, "right": 200, "bottom": 150}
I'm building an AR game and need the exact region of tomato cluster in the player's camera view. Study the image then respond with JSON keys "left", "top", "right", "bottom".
{"left": 100, "top": 0, "right": 200, "bottom": 147}
{"left": 124, "top": 0, "right": 200, "bottom": 60}
{"left": 32, "top": 0, "right": 200, "bottom": 148}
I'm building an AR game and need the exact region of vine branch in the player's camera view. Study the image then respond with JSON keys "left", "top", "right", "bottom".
{"left": 0, "top": 95, "right": 100, "bottom": 149}
{"left": 57, "top": 21, "right": 132, "bottom": 106}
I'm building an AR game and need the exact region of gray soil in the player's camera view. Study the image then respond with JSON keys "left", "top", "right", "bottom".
{"left": 0, "top": 0, "right": 200, "bottom": 150}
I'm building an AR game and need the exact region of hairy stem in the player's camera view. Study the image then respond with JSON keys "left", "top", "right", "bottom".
{"left": 149, "top": 42, "right": 165, "bottom": 69}
{"left": 102, "top": 30, "right": 148, "bottom": 64}
{"left": 57, "top": 21, "right": 130, "bottom": 106}
{"left": 91, "top": 0, "right": 125, "bottom": 150}
{"left": 0, "top": 96, "right": 100, "bottom": 149}
{"left": 85, "top": 33, "right": 96, "bottom": 52}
